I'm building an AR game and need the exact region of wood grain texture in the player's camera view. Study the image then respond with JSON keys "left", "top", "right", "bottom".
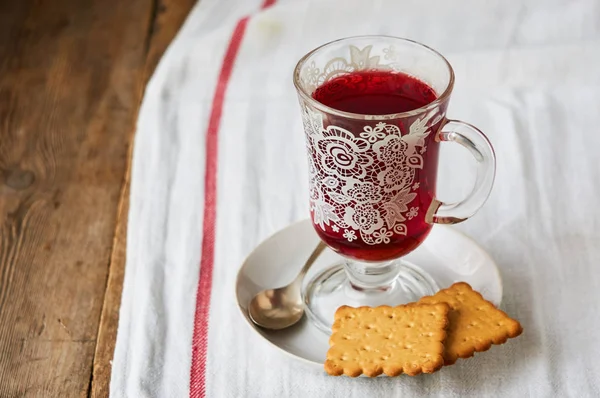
{"left": 0, "top": 0, "right": 196, "bottom": 396}
{"left": 90, "top": 1, "right": 197, "bottom": 397}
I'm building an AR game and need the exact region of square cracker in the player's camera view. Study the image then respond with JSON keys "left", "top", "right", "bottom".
{"left": 325, "top": 303, "right": 450, "bottom": 377}
{"left": 419, "top": 282, "right": 523, "bottom": 365}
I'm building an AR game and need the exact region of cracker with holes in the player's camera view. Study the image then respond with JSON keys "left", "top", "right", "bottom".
{"left": 325, "top": 303, "right": 450, "bottom": 377}
{"left": 419, "top": 282, "right": 523, "bottom": 365}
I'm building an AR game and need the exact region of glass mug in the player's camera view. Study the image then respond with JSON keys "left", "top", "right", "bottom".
{"left": 293, "top": 36, "right": 495, "bottom": 333}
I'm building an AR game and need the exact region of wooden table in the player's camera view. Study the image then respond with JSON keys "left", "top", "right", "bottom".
{"left": 0, "top": 0, "right": 195, "bottom": 396}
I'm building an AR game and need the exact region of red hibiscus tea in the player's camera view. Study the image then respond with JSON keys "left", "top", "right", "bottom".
{"left": 307, "top": 71, "right": 443, "bottom": 262}
{"left": 313, "top": 71, "right": 437, "bottom": 115}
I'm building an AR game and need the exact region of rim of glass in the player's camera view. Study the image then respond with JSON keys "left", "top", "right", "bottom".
{"left": 293, "top": 35, "right": 455, "bottom": 120}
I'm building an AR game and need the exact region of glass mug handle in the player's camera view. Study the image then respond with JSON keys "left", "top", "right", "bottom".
{"left": 429, "top": 120, "right": 496, "bottom": 225}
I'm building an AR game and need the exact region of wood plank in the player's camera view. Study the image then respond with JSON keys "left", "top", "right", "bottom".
{"left": 90, "top": 1, "right": 197, "bottom": 397}
{"left": 0, "top": 0, "right": 155, "bottom": 395}
{"left": 90, "top": 154, "right": 131, "bottom": 398}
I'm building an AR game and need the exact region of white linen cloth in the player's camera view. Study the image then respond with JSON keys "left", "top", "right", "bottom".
{"left": 111, "top": 0, "right": 600, "bottom": 396}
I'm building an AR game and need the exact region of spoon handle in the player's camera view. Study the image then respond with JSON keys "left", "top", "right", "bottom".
{"left": 295, "top": 241, "right": 327, "bottom": 283}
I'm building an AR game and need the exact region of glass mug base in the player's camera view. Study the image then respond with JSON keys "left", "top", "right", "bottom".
{"left": 302, "top": 261, "right": 439, "bottom": 334}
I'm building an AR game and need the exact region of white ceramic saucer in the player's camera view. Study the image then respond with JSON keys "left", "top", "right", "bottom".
{"left": 235, "top": 219, "right": 502, "bottom": 369}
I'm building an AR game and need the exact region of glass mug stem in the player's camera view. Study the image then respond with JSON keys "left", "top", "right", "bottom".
{"left": 345, "top": 259, "right": 400, "bottom": 290}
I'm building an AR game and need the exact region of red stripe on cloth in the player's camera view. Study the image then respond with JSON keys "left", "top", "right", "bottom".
{"left": 190, "top": 1, "right": 276, "bottom": 397}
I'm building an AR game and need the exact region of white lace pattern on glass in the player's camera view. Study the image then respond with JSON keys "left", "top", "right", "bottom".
{"left": 300, "top": 44, "right": 418, "bottom": 94}
{"left": 302, "top": 103, "right": 440, "bottom": 245}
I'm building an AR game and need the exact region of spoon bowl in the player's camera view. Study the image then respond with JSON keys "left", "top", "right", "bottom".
{"left": 248, "top": 242, "right": 327, "bottom": 330}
